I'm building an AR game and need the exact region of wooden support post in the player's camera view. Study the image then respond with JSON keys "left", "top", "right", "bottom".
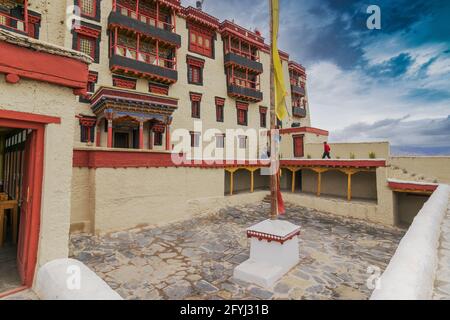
{"left": 347, "top": 173, "right": 352, "bottom": 201}
{"left": 139, "top": 121, "right": 144, "bottom": 149}
{"left": 291, "top": 170, "right": 296, "bottom": 193}
{"left": 107, "top": 119, "right": 113, "bottom": 148}
{"left": 317, "top": 171, "right": 322, "bottom": 196}
{"left": 230, "top": 171, "right": 234, "bottom": 196}
{"left": 165, "top": 124, "right": 171, "bottom": 151}
{"left": 149, "top": 128, "right": 153, "bottom": 150}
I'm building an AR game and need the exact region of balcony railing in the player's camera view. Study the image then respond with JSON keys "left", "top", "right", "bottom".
{"left": 227, "top": 77, "right": 263, "bottom": 102}
{"left": 0, "top": 11, "right": 27, "bottom": 33}
{"left": 226, "top": 47, "right": 259, "bottom": 62}
{"left": 292, "top": 106, "right": 307, "bottom": 118}
{"left": 113, "top": 44, "right": 176, "bottom": 70}
{"left": 224, "top": 52, "right": 263, "bottom": 74}
{"left": 291, "top": 84, "right": 305, "bottom": 96}
{"left": 114, "top": 3, "right": 175, "bottom": 32}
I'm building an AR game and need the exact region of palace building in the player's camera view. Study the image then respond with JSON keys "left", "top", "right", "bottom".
{"left": 0, "top": 0, "right": 448, "bottom": 296}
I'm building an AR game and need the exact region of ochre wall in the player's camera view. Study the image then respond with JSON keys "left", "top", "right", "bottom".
{"left": 0, "top": 76, "right": 77, "bottom": 276}
{"left": 304, "top": 142, "right": 390, "bottom": 160}
{"left": 390, "top": 157, "right": 450, "bottom": 184}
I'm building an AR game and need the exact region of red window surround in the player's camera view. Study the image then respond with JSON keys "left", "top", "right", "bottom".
{"left": 190, "top": 131, "right": 200, "bottom": 147}
{"left": 79, "top": 0, "right": 97, "bottom": 18}
{"left": 78, "top": 116, "right": 96, "bottom": 143}
{"left": 216, "top": 134, "right": 225, "bottom": 149}
{"left": 239, "top": 136, "right": 247, "bottom": 149}
{"left": 154, "top": 131, "right": 163, "bottom": 146}
{"left": 74, "top": 25, "right": 101, "bottom": 61}
{"left": 293, "top": 135, "right": 304, "bottom": 158}
{"left": 236, "top": 102, "right": 248, "bottom": 126}
{"left": 149, "top": 83, "right": 169, "bottom": 95}
{"left": 259, "top": 106, "right": 267, "bottom": 127}
{"left": 188, "top": 24, "right": 214, "bottom": 58}
{"left": 190, "top": 92, "right": 202, "bottom": 119}
{"left": 112, "top": 76, "right": 137, "bottom": 89}
{"left": 215, "top": 97, "right": 225, "bottom": 122}
{"left": 187, "top": 55, "right": 205, "bottom": 85}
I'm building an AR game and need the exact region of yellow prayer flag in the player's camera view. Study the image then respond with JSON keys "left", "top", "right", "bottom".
{"left": 271, "top": 0, "right": 289, "bottom": 121}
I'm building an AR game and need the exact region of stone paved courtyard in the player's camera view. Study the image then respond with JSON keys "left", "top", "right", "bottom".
{"left": 69, "top": 202, "right": 404, "bottom": 300}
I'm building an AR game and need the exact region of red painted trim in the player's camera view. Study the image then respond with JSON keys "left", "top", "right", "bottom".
{"left": 281, "top": 159, "right": 386, "bottom": 168}
{"left": 388, "top": 181, "right": 438, "bottom": 192}
{"left": 5, "top": 73, "right": 20, "bottom": 83}
{"left": 183, "top": 6, "right": 220, "bottom": 30}
{"left": 0, "top": 110, "right": 61, "bottom": 124}
{"left": 0, "top": 41, "right": 89, "bottom": 90}
{"left": 280, "top": 127, "right": 329, "bottom": 136}
{"left": 189, "top": 92, "right": 203, "bottom": 102}
{"left": 247, "top": 229, "right": 300, "bottom": 245}
{"left": 0, "top": 116, "right": 45, "bottom": 290}
{"left": 73, "top": 150, "right": 387, "bottom": 169}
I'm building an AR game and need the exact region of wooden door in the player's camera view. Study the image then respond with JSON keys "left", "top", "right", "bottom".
{"left": 293, "top": 135, "right": 304, "bottom": 158}
{"left": 16, "top": 130, "right": 36, "bottom": 284}
{"left": 114, "top": 132, "right": 129, "bottom": 149}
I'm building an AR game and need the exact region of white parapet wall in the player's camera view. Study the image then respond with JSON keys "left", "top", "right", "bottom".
{"left": 35, "top": 259, "right": 122, "bottom": 300}
{"left": 370, "top": 184, "right": 450, "bottom": 300}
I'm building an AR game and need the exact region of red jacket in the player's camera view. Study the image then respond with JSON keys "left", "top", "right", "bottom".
{"left": 324, "top": 144, "right": 331, "bottom": 153}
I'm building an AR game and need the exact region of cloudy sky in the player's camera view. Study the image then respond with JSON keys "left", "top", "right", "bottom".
{"left": 183, "top": 0, "right": 450, "bottom": 155}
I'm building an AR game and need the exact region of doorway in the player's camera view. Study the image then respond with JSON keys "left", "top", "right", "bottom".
{"left": 0, "top": 116, "right": 45, "bottom": 296}
{"left": 114, "top": 132, "right": 129, "bottom": 149}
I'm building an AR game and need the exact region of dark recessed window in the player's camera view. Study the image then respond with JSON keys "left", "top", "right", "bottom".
{"left": 190, "top": 132, "right": 200, "bottom": 148}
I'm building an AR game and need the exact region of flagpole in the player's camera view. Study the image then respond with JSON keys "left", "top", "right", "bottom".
{"left": 269, "top": 0, "right": 278, "bottom": 220}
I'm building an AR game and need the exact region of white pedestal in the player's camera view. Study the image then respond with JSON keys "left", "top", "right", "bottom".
{"left": 233, "top": 219, "right": 301, "bottom": 288}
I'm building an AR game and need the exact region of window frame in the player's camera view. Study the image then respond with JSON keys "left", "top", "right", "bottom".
{"left": 188, "top": 28, "right": 214, "bottom": 58}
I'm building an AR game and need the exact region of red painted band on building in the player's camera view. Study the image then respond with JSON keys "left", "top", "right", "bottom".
{"left": 388, "top": 181, "right": 438, "bottom": 193}
{"left": 279, "top": 127, "right": 329, "bottom": 136}
{"left": 0, "top": 41, "right": 89, "bottom": 91}
{"left": 246, "top": 229, "right": 301, "bottom": 245}
{"left": 73, "top": 150, "right": 387, "bottom": 169}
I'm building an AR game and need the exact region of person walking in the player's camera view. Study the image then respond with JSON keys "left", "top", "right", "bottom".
{"left": 322, "top": 141, "right": 331, "bottom": 159}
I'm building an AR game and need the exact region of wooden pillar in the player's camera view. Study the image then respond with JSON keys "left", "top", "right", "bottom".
{"left": 250, "top": 170, "right": 254, "bottom": 193}
{"left": 107, "top": 119, "right": 113, "bottom": 148}
{"left": 291, "top": 170, "right": 296, "bottom": 193}
{"left": 96, "top": 122, "right": 101, "bottom": 147}
{"left": 230, "top": 171, "right": 234, "bottom": 196}
{"left": 165, "top": 125, "right": 171, "bottom": 151}
{"left": 139, "top": 121, "right": 144, "bottom": 149}
{"left": 149, "top": 128, "right": 153, "bottom": 150}
{"left": 317, "top": 171, "right": 322, "bottom": 196}
{"left": 347, "top": 173, "right": 352, "bottom": 201}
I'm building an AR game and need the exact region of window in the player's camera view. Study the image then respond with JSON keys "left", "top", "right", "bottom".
{"left": 190, "top": 132, "right": 200, "bottom": 148}
{"left": 187, "top": 55, "right": 205, "bottom": 85}
{"left": 80, "top": 0, "right": 96, "bottom": 17}
{"left": 293, "top": 135, "right": 304, "bottom": 158}
{"left": 259, "top": 107, "right": 267, "bottom": 128}
{"left": 216, "top": 105, "right": 224, "bottom": 122}
{"left": 79, "top": 117, "right": 96, "bottom": 143}
{"left": 239, "top": 136, "right": 247, "bottom": 149}
{"left": 191, "top": 101, "right": 200, "bottom": 119}
{"left": 188, "top": 65, "right": 202, "bottom": 84}
{"left": 154, "top": 132, "right": 163, "bottom": 146}
{"left": 190, "top": 92, "right": 202, "bottom": 119}
{"left": 73, "top": 23, "right": 101, "bottom": 63}
{"left": 78, "top": 35, "right": 95, "bottom": 59}
{"left": 216, "top": 134, "right": 225, "bottom": 149}
{"left": 189, "top": 28, "right": 213, "bottom": 58}
{"left": 237, "top": 108, "right": 248, "bottom": 126}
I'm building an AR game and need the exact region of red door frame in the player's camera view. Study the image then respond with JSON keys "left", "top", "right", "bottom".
{"left": 0, "top": 110, "right": 60, "bottom": 292}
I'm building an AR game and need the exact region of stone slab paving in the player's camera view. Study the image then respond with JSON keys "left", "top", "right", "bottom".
{"left": 433, "top": 195, "right": 450, "bottom": 300}
{"left": 70, "top": 202, "right": 404, "bottom": 300}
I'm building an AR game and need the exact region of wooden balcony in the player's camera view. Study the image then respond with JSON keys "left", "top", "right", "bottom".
{"left": 108, "top": 8, "right": 181, "bottom": 47}
{"left": 224, "top": 52, "right": 263, "bottom": 74}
